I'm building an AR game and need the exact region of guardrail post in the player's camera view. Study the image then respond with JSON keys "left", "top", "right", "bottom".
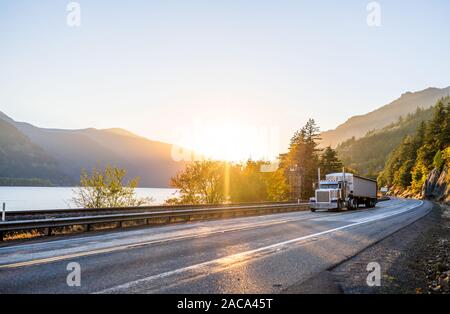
{"left": 2, "top": 203, "right": 5, "bottom": 222}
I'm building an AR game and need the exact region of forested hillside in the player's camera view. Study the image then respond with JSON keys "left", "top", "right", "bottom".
{"left": 320, "top": 86, "right": 450, "bottom": 147}
{"left": 378, "top": 97, "right": 450, "bottom": 200}
{"left": 336, "top": 106, "right": 434, "bottom": 178}
{"left": 168, "top": 119, "right": 344, "bottom": 204}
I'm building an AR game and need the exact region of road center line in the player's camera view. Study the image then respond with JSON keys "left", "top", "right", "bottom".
{"left": 0, "top": 211, "right": 335, "bottom": 268}
{"left": 0, "top": 200, "right": 411, "bottom": 270}
{"left": 96, "top": 200, "right": 424, "bottom": 294}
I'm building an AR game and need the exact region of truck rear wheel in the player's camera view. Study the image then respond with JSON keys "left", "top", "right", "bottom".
{"left": 347, "top": 199, "right": 357, "bottom": 210}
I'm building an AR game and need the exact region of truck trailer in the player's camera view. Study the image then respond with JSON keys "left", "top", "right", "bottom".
{"left": 309, "top": 172, "right": 377, "bottom": 212}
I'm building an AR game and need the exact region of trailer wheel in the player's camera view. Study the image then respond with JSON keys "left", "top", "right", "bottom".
{"left": 348, "top": 199, "right": 357, "bottom": 210}
{"left": 366, "top": 200, "right": 375, "bottom": 208}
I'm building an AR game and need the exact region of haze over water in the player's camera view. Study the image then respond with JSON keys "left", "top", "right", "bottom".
{"left": 0, "top": 187, "right": 178, "bottom": 212}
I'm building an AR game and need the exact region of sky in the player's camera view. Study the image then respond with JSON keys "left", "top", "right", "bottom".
{"left": 1, "top": 0, "right": 450, "bottom": 161}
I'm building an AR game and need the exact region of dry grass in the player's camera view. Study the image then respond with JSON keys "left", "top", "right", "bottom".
{"left": 4, "top": 229, "right": 44, "bottom": 241}
{"left": 3, "top": 225, "right": 86, "bottom": 241}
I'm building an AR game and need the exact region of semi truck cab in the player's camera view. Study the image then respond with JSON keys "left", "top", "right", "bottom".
{"left": 309, "top": 172, "right": 377, "bottom": 211}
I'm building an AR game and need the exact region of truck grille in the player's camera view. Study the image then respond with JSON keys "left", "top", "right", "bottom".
{"left": 316, "top": 191, "right": 330, "bottom": 203}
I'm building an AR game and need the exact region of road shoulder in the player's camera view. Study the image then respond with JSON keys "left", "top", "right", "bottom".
{"left": 283, "top": 202, "right": 450, "bottom": 294}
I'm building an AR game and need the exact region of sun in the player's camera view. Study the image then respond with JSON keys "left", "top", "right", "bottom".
{"left": 197, "top": 126, "right": 249, "bottom": 162}
{"left": 175, "top": 122, "right": 280, "bottom": 162}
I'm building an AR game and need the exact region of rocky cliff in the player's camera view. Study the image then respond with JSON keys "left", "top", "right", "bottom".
{"left": 422, "top": 166, "right": 450, "bottom": 203}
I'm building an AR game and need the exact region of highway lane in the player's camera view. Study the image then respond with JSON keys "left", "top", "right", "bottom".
{"left": 0, "top": 198, "right": 431, "bottom": 293}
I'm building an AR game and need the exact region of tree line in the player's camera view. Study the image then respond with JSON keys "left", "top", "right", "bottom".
{"left": 378, "top": 97, "right": 450, "bottom": 194}
{"left": 167, "top": 119, "right": 344, "bottom": 204}
{"left": 336, "top": 106, "right": 434, "bottom": 179}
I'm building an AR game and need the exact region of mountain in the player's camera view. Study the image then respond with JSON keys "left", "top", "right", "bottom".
{"left": 378, "top": 97, "right": 449, "bottom": 201}
{"left": 0, "top": 112, "right": 186, "bottom": 187}
{"left": 336, "top": 105, "right": 435, "bottom": 178}
{"left": 320, "top": 86, "right": 450, "bottom": 148}
{"left": 0, "top": 118, "right": 72, "bottom": 186}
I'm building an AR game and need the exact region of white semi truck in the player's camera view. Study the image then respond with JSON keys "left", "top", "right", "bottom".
{"left": 309, "top": 171, "right": 377, "bottom": 212}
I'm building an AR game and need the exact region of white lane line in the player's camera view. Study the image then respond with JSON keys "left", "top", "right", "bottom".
{"left": 0, "top": 210, "right": 318, "bottom": 253}
{"left": 97, "top": 200, "right": 424, "bottom": 294}
{"left": 0, "top": 211, "right": 335, "bottom": 268}
{"left": 0, "top": 199, "right": 398, "bottom": 254}
{"left": 0, "top": 199, "right": 406, "bottom": 269}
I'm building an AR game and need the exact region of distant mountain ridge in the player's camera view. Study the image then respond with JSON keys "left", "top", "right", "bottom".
{"left": 336, "top": 105, "right": 435, "bottom": 178}
{"left": 320, "top": 86, "right": 450, "bottom": 148}
{"left": 2, "top": 85, "right": 449, "bottom": 187}
{"left": 0, "top": 112, "right": 186, "bottom": 187}
{"left": 0, "top": 118, "right": 72, "bottom": 186}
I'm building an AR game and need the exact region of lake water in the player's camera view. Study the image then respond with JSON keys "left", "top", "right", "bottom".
{"left": 0, "top": 187, "right": 179, "bottom": 212}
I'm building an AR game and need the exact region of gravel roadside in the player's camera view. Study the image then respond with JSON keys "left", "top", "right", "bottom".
{"left": 283, "top": 202, "right": 450, "bottom": 294}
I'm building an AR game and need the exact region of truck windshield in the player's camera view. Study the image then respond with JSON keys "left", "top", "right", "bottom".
{"left": 320, "top": 184, "right": 338, "bottom": 189}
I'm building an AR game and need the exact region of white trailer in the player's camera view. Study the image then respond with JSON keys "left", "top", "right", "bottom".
{"left": 352, "top": 175, "right": 377, "bottom": 200}
{"left": 310, "top": 172, "right": 378, "bottom": 211}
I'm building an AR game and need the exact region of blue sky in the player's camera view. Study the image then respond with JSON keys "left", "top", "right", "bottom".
{"left": 1, "top": 0, "right": 450, "bottom": 158}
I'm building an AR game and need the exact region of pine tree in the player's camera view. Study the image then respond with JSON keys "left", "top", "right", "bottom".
{"left": 319, "top": 146, "right": 343, "bottom": 176}
{"left": 379, "top": 97, "right": 450, "bottom": 194}
{"left": 426, "top": 100, "right": 446, "bottom": 150}
{"left": 283, "top": 119, "right": 321, "bottom": 200}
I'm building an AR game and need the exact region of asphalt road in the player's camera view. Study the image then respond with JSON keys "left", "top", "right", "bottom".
{"left": 0, "top": 198, "right": 431, "bottom": 294}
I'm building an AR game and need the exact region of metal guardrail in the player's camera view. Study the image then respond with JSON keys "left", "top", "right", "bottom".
{"left": 0, "top": 202, "right": 309, "bottom": 241}
{"left": 3, "top": 200, "right": 299, "bottom": 217}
